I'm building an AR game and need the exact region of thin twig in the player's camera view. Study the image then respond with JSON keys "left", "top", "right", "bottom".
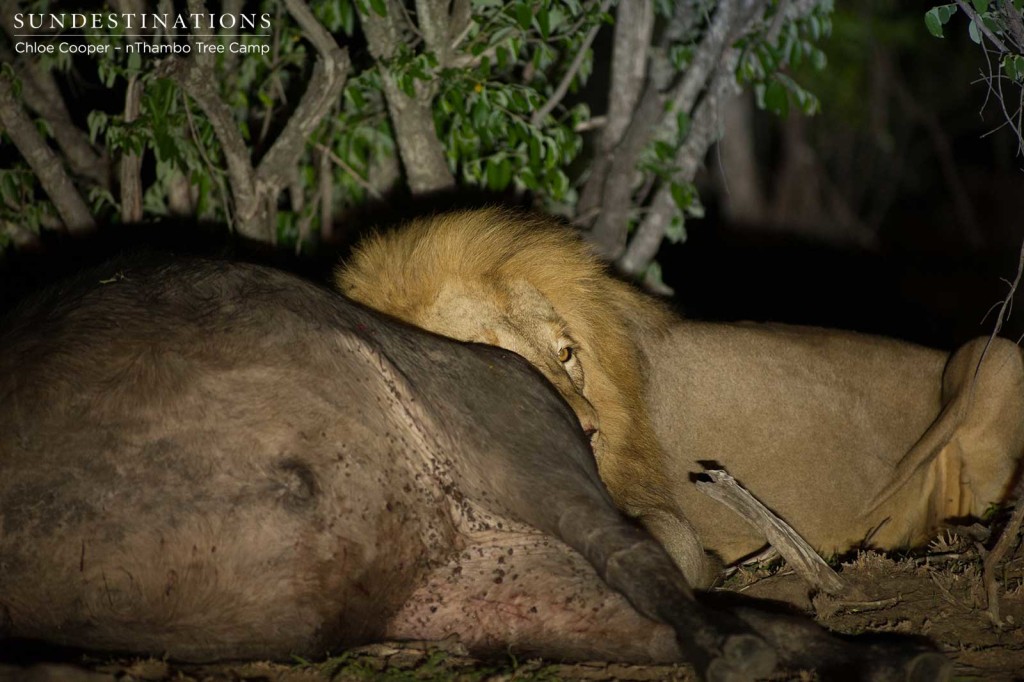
{"left": 954, "top": 0, "right": 1009, "bottom": 52}
{"left": 574, "top": 115, "right": 607, "bottom": 132}
{"left": 319, "top": 145, "right": 333, "bottom": 242}
{"left": 1001, "top": 0, "right": 1024, "bottom": 49}
{"left": 976, "top": 240, "right": 1024, "bottom": 625}
{"left": 530, "top": 0, "right": 613, "bottom": 126}
{"left": 181, "top": 91, "right": 233, "bottom": 228}
{"left": 983, "top": 499, "right": 1024, "bottom": 625}
{"left": 315, "top": 143, "right": 383, "bottom": 199}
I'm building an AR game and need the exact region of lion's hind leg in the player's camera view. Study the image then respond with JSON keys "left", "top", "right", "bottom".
{"left": 944, "top": 336, "right": 1024, "bottom": 517}
{"left": 864, "top": 336, "right": 1024, "bottom": 547}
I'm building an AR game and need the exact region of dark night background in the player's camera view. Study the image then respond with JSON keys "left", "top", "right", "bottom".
{"left": 653, "top": 3, "right": 1024, "bottom": 350}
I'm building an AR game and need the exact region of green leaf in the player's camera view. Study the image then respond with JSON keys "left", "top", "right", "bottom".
{"left": 1004, "top": 55, "right": 1018, "bottom": 81}
{"left": 643, "top": 261, "right": 673, "bottom": 293}
{"left": 1003, "top": 54, "right": 1024, "bottom": 81}
{"left": 764, "top": 79, "right": 788, "bottom": 116}
{"left": 486, "top": 156, "right": 512, "bottom": 190}
{"left": 971, "top": 0, "right": 988, "bottom": 11}
{"left": 653, "top": 140, "right": 674, "bottom": 162}
{"left": 528, "top": 134, "right": 542, "bottom": 168}
{"left": 368, "top": 0, "right": 387, "bottom": 18}
{"left": 665, "top": 214, "right": 686, "bottom": 244}
{"left": 519, "top": 168, "right": 539, "bottom": 191}
{"left": 669, "top": 182, "right": 691, "bottom": 211}
{"left": 471, "top": 100, "right": 487, "bottom": 128}
{"left": 497, "top": 158, "right": 512, "bottom": 189}
{"left": 968, "top": 19, "right": 981, "bottom": 43}
{"left": 340, "top": 0, "right": 355, "bottom": 34}
{"left": 397, "top": 73, "right": 414, "bottom": 98}
{"left": 547, "top": 169, "right": 569, "bottom": 198}
{"left": 925, "top": 8, "right": 944, "bottom": 38}
{"left": 514, "top": 3, "right": 532, "bottom": 30}
{"left": 810, "top": 47, "right": 827, "bottom": 71}
{"left": 676, "top": 111, "right": 690, "bottom": 140}
{"left": 537, "top": 6, "right": 550, "bottom": 39}
{"left": 347, "top": 86, "right": 365, "bottom": 109}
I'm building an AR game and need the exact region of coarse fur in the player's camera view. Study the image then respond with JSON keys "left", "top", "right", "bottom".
{"left": 2, "top": 255, "right": 958, "bottom": 681}
{"left": 338, "top": 210, "right": 676, "bottom": 515}
{"left": 337, "top": 208, "right": 1024, "bottom": 586}
{"left": 336, "top": 210, "right": 723, "bottom": 581}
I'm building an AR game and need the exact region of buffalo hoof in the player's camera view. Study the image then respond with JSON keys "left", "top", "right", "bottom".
{"left": 705, "top": 633, "right": 778, "bottom": 682}
{"left": 905, "top": 651, "right": 951, "bottom": 682}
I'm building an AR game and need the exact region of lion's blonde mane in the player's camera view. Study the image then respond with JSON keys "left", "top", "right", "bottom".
{"left": 337, "top": 207, "right": 676, "bottom": 514}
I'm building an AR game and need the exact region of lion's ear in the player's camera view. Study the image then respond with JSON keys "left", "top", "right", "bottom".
{"left": 502, "top": 279, "right": 560, "bottom": 319}
{"left": 603, "top": 279, "right": 672, "bottom": 345}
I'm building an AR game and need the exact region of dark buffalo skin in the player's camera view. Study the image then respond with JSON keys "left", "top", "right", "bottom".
{"left": 0, "top": 256, "right": 948, "bottom": 681}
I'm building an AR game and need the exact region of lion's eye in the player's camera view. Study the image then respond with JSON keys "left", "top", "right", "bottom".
{"left": 558, "top": 346, "right": 574, "bottom": 363}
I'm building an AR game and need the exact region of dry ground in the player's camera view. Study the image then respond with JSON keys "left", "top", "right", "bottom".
{"left": 3, "top": 530, "right": 1022, "bottom": 682}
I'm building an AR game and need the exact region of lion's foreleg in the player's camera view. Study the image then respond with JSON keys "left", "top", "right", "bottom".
{"left": 639, "top": 508, "right": 722, "bottom": 588}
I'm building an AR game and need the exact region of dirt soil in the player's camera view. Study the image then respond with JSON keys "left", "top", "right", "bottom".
{"left": 2, "top": 532, "right": 1022, "bottom": 682}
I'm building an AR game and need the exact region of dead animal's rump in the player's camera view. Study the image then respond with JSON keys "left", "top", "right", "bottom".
{"left": 1, "top": 256, "right": 948, "bottom": 681}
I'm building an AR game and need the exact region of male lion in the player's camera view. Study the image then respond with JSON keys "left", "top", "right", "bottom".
{"left": 337, "top": 208, "right": 1024, "bottom": 587}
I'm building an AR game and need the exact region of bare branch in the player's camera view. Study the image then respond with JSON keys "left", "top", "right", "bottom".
{"left": 695, "top": 469, "right": 848, "bottom": 596}
{"left": 954, "top": 0, "right": 1009, "bottom": 52}
{"left": 0, "top": 73, "right": 95, "bottom": 234}
{"left": 447, "top": 0, "right": 473, "bottom": 53}
{"left": 415, "top": 0, "right": 452, "bottom": 64}
{"left": 157, "top": 0, "right": 259, "bottom": 235}
{"left": 360, "top": 0, "right": 402, "bottom": 61}
{"left": 120, "top": 75, "right": 144, "bottom": 224}
{"left": 619, "top": 55, "right": 740, "bottom": 275}
{"left": 6, "top": 58, "right": 111, "bottom": 188}
{"left": 614, "top": 0, "right": 826, "bottom": 274}
{"left": 256, "top": 0, "right": 351, "bottom": 193}
{"left": 585, "top": 85, "right": 665, "bottom": 259}
{"left": 1001, "top": 0, "right": 1024, "bottom": 50}
{"left": 159, "top": 0, "right": 350, "bottom": 241}
{"left": 577, "top": 0, "right": 653, "bottom": 221}
{"left": 319, "top": 147, "right": 333, "bottom": 243}
{"left": 181, "top": 92, "right": 233, "bottom": 226}
{"left": 0, "top": 7, "right": 111, "bottom": 190}
{"left": 159, "top": 53, "right": 259, "bottom": 229}
{"left": 358, "top": 1, "right": 455, "bottom": 194}
{"left": 531, "top": 0, "right": 614, "bottom": 127}
{"left": 604, "top": 0, "right": 654, "bottom": 149}
{"left": 585, "top": 0, "right": 767, "bottom": 258}
{"left": 666, "top": 0, "right": 741, "bottom": 132}
{"left": 983, "top": 482, "right": 1024, "bottom": 625}
{"left": 315, "top": 143, "right": 383, "bottom": 199}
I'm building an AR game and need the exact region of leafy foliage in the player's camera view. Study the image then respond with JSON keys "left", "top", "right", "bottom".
{"left": 923, "top": 0, "right": 1024, "bottom": 154}
{"left": 1, "top": 0, "right": 833, "bottom": 268}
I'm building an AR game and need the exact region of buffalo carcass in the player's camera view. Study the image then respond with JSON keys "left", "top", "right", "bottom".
{"left": 0, "top": 256, "right": 947, "bottom": 681}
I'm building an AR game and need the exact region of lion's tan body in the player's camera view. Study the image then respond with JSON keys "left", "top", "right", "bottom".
{"left": 650, "top": 322, "right": 1024, "bottom": 564}
{"left": 338, "top": 209, "right": 1024, "bottom": 585}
